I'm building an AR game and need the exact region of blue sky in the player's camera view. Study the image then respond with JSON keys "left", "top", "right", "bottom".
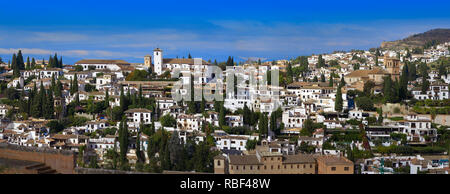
{"left": 0, "top": 0, "right": 449, "bottom": 64}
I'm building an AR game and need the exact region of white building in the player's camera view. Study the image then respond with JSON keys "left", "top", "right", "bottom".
{"left": 124, "top": 108, "right": 152, "bottom": 128}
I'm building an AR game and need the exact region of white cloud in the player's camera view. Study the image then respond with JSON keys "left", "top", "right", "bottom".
{"left": 0, "top": 18, "right": 448, "bottom": 62}
{"left": 0, "top": 48, "right": 142, "bottom": 59}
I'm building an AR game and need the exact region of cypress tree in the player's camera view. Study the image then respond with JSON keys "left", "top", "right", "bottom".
{"left": 59, "top": 56, "right": 63, "bottom": 67}
{"left": 258, "top": 113, "right": 268, "bottom": 135}
{"left": 120, "top": 85, "right": 127, "bottom": 113}
{"left": 19, "top": 90, "right": 27, "bottom": 114}
{"left": 438, "top": 61, "right": 447, "bottom": 78}
{"left": 31, "top": 83, "right": 40, "bottom": 118}
{"left": 105, "top": 88, "right": 110, "bottom": 107}
{"left": 399, "top": 64, "right": 409, "bottom": 100}
{"left": 11, "top": 54, "right": 19, "bottom": 77}
{"left": 69, "top": 78, "right": 74, "bottom": 95}
{"left": 383, "top": 76, "right": 393, "bottom": 102}
{"left": 408, "top": 62, "right": 417, "bottom": 81}
{"left": 26, "top": 57, "right": 30, "bottom": 70}
{"left": 318, "top": 55, "right": 325, "bottom": 68}
{"left": 340, "top": 77, "right": 346, "bottom": 87}
{"left": 16, "top": 50, "right": 25, "bottom": 70}
{"left": 44, "top": 89, "right": 54, "bottom": 119}
{"left": 119, "top": 118, "right": 129, "bottom": 167}
{"left": 73, "top": 74, "right": 78, "bottom": 93}
{"left": 31, "top": 58, "right": 36, "bottom": 69}
{"left": 13, "top": 60, "right": 20, "bottom": 78}
{"left": 53, "top": 53, "right": 59, "bottom": 68}
{"left": 136, "top": 129, "right": 144, "bottom": 163}
{"left": 421, "top": 79, "right": 430, "bottom": 95}
{"left": 55, "top": 80, "right": 63, "bottom": 98}
{"left": 219, "top": 102, "right": 226, "bottom": 127}
{"left": 329, "top": 76, "right": 334, "bottom": 87}
{"left": 188, "top": 75, "right": 196, "bottom": 113}
{"left": 39, "top": 81, "right": 47, "bottom": 118}
{"left": 48, "top": 55, "right": 54, "bottom": 68}
{"left": 335, "top": 86, "right": 343, "bottom": 112}
{"left": 138, "top": 85, "right": 143, "bottom": 107}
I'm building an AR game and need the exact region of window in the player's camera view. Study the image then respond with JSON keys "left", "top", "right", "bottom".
{"left": 331, "top": 167, "right": 336, "bottom": 171}
{"left": 217, "top": 160, "right": 221, "bottom": 166}
{"left": 344, "top": 167, "right": 349, "bottom": 171}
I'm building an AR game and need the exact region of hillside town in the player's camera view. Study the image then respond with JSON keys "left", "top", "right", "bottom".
{"left": 0, "top": 41, "right": 449, "bottom": 174}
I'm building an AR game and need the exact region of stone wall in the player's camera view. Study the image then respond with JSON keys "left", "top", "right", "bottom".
{"left": 0, "top": 143, "right": 76, "bottom": 174}
{"left": 75, "top": 167, "right": 153, "bottom": 174}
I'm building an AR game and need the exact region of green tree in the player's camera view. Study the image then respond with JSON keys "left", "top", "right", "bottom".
{"left": 168, "top": 131, "right": 184, "bottom": 170}
{"left": 335, "top": 86, "right": 343, "bottom": 112}
{"left": 300, "top": 118, "right": 314, "bottom": 136}
{"left": 119, "top": 85, "right": 127, "bottom": 115}
{"left": 356, "top": 96, "right": 375, "bottom": 111}
{"left": 26, "top": 57, "right": 30, "bottom": 70}
{"left": 399, "top": 64, "right": 409, "bottom": 100}
{"left": 16, "top": 50, "right": 25, "bottom": 70}
{"left": 438, "top": 60, "right": 447, "bottom": 78}
{"left": 317, "top": 55, "right": 325, "bottom": 68}
{"left": 245, "top": 139, "right": 258, "bottom": 150}
{"left": 258, "top": 113, "right": 268, "bottom": 135}
{"left": 363, "top": 80, "right": 375, "bottom": 96}
{"left": 313, "top": 76, "right": 318, "bottom": 82}
{"left": 383, "top": 76, "right": 393, "bottom": 102}
{"left": 31, "top": 58, "right": 36, "bottom": 69}
{"left": 421, "top": 79, "right": 430, "bottom": 94}
{"left": 407, "top": 62, "right": 417, "bottom": 81}
{"left": 160, "top": 114, "right": 176, "bottom": 127}
{"left": 340, "top": 76, "right": 347, "bottom": 87}
{"left": 118, "top": 117, "right": 129, "bottom": 168}
{"left": 329, "top": 76, "right": 334, "bottom": 87}
{"left": 136, "top": 130, "right": 145, "bottom": 163}
{"left": 219, "top": 102, "right": 226, "bottom": 127}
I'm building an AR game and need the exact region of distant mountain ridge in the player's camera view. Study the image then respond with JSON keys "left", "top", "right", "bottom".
{"left": 381, "top": 28, "right": 450, "bottom": 49}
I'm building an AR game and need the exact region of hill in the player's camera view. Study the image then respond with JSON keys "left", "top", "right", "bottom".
{"left": 381, "top": 28, "right": 450, "bottom": 50}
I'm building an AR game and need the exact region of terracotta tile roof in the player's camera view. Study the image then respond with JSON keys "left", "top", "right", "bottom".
{"left": 316, "top": 156, "right": 353, "bottom": 165}
{"left": 229, "top": 155, "right": 262, "bottom": 165}
{"left": 283, "top": 154, "right": 316, "bottom": 164}
{"left": 75, "top": 59, "right": 130, "bottom": 65}
{"left": 124, "top": 108, "right": 152, "bottom": 113}
{"left": 345, "top": 70, "right": 371, "bottom": 78}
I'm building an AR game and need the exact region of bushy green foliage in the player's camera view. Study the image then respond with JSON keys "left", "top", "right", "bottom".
{"left": 160, "top": 114, "right": 176, "bottom": 127}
